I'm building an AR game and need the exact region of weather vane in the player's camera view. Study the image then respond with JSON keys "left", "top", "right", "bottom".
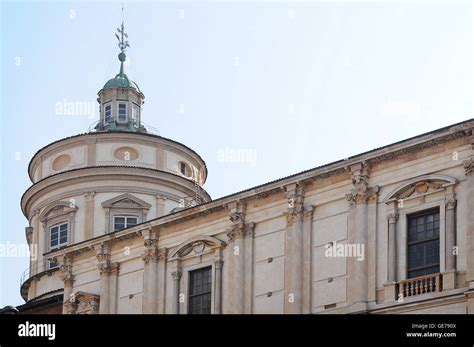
{"left": 115, "top": 3, "right": 129, "bottom": 55}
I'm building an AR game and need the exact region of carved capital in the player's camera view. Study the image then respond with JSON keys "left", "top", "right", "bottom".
{"left": 346, "top": 174, "right": 379, "bottom": 205}
{"left": 110, "top": 262, "right": 120, "bottom": 275}
{"left": 97, "top": 262, "right": 111, "bottom": 276}
{"left": 464, "top": 157, "right": 474, "bottom": 176}
{"left": 284, "top": 182, "right": 305, "bottom": 226}
{"left": 446, "top": 198, "right": 457, "bottom": 210}
{"left": 94, "top": 243, "right": 110, "bottom": 263}
{"left": 157, "top": 247, "right": 168, "bottom": 261}
{"left": 84, "top": 191, "right": 96, "bottom": 199}
{"left": 171, "top": 269, "right": 182, "bottom": 281}
{"left": 387, "top": 213, "right": 399, "bottom": 224}
{"left": 226, "top": 223, "right": 245, "bottom": 242}
{"left": 214, "top": 259, "right": 224, "bottom": 269}
{"left": 60, "top": 272, "right": 75, "bottom": 287}
{"left": 142, "top": 247, "right": 158, "bottom": 264}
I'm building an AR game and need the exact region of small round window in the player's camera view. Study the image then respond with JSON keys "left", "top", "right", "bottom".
{"left": 52, "top": 154, "right": 71, "bottom": 171}
{"left": 178, "top": 161, "right": 192, "bottom": 178}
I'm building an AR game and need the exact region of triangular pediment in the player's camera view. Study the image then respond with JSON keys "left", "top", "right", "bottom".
{"left": 101, "top": 193, "right": 151, "bottom": 209}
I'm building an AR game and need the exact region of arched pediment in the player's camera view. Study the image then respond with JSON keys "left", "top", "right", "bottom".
{"left": 168, "top": 235, "right": 226, "bottom": 260}
{"left": 39, "top": 201, "right": 78, "bottom": 222}
{"left": 383, "top": 174, "right": 457, "bottom": 203}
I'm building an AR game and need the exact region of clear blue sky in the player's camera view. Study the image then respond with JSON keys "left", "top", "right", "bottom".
{"left": 1, "top": 0, "right": 472, "bottom": 306}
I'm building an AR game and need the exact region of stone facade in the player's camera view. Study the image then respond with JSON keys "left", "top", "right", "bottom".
{"left": 19, "top": 117, "right": 474, "bottom": 314}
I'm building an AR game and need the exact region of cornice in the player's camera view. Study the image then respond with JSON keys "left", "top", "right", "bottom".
{"left": 42, "top": 119, "right": 474, "bottom": 259}
{"left": 27, "top": 131, "right": 209, "bottom": 184}
{"left": 21, "top": 166, "right": 212, "bottom": 217}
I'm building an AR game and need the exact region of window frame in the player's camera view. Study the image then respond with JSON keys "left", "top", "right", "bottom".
{"left": 396, "top": 200, "right": 446, "bottom": 281}
{"left": 48, "top": 222, "right": 69, "bottom": 269}
{"left": 113, "top": 215, "right": 138, "bottom": 231}
{"left": 406, "top": 208, "right": 440, "bottom": 279}
{"left": 188, "top": 266, "right": 213, "bottom": 314}
{"left": 117, "top": 102, "right": 128, "bottom": 123}
{"left": 104, "top": 103, "right": 112, "bottom": 123}
{"left": 131, "top": 103, "right": 140, "bottom": 123}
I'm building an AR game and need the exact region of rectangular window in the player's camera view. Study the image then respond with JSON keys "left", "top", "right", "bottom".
{"left": 407, "top": 209, "right": 440, "bottom": 279}
{"left": 188, "top": 267, "right": 212, "bottom": 314}
{"left": 50, "top": 223, "right": 68, "bottom": 250}
{"left": 113, "top": 216, "right": 138, "bottom": 231}
{"left": 118, "top": 102, "right": 127, "bottom": 122}
{"left": 104, "top": 103, "right": 112, "bottom": 123}
{"left": 132, "top": 103, "right": 140, "bottom": 122}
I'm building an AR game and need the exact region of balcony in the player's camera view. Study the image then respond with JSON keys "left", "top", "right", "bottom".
{"left": 398, "top": 273, "right": 442, "bottom": 298}
{"left": 20, "top": 260, "right": 60, "bottom": 301}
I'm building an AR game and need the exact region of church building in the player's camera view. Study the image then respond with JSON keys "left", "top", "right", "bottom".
{"left": 17, "top": 21, "right": 474, "bottom": 314}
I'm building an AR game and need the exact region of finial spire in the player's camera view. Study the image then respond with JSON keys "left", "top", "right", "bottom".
{"left": 115, "top": 2, "right": 129, "bottom": 76}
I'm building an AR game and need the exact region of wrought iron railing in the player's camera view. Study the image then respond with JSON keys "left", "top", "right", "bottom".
{"left": 20, "top": 260, "right": 59, "bottom": 300}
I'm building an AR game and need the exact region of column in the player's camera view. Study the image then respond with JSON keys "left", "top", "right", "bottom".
{"left": 214, "top": 258, "right": 224, "bottom": 314}
{"left": 387, "top": 212, "right": 398, "bottom": 283}
{"left": 142, "top": 243, "right": 159, "bottom": 314}
{"left": 345, "top": 162, "right": 378, "bottom": 312}
{"left": 445, "top": 196, "right": 456, "bottom": 272}
{"left": 243, "top": 222, "right": 255, "bottom": 314}
{"left": 58, "top": 255, "right": 74, "bottom": 314}
{"left": 284, "top": 183, "right": 305, "bottom": 314}
{"left": 156, "top": 195, "right": 166, "bottom": 218}
{"left": 157, "top": 248, "right": 167, "bottom": 314}
{"left": 171, "top": 269, "right": 182, "bottom": 314}
{"left": 302, "top": 205, "right": 314, "bottom": 314}
{"left": 109, "top": 263, "right": 120, "bottom": 314}
{"left": 98, "top": 264, "right": 110, "bottom": 314}
{"left": 84, "top": 191, "right": 95, "bottom": 240}
{"left": 95, "top": 244, "right": 111, "bottom": 314}
{"left": 225, "top": 201, "right": 246, "bottom": 314}
{"left": 463, "top": 156, "right": 474, "bottom": 288}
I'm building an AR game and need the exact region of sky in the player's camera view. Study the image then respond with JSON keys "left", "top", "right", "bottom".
{"left": 0, "top": 0, "right": 472, "bottom": 307}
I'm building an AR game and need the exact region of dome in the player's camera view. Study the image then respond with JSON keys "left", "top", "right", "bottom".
{"left": 101, "top": 72, "right": 141, "bottom": 93}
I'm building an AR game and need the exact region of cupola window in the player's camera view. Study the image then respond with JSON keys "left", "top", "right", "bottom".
{"left": 104, "top": 103, "right": 112, "bottom": 123}
{"left": 118, "top": 102, "right": 127, "bottom": 122}
{"left": 132, "top": 103, "right": 140, "bottom": 123}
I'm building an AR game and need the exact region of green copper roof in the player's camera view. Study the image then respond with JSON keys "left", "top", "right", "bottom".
{"left": 100, "top": 47, "right": 141, "bottom": 93}
{"left": 101, "top": 72, "right": 141, "bottom": 93}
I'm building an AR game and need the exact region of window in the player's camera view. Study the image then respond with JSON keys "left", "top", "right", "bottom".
{"left": 113, "top": 216, "right": 138, "bottom": 231}
{"left": 104, "top": 103, "right": 112, "bottom": 123}
{"left": 407, "top": 209, "right": 440, "bottom": 278}
{"left": 188, "top": 267, "right": 212, "bottom": 314}
{"left": 48, "top": 223, "right": 68, "bottom": 269}
{"left": 118, "top": 102, "right": 127, "bottom": 122}
{"left": 132, "top": 103, "right": 140, "bottom": 122}
{"left": 50, "top": 223, "right": 68, "bottom": 249}
{"left": 179, "top": 162, "right": 192, "bottom": 178}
